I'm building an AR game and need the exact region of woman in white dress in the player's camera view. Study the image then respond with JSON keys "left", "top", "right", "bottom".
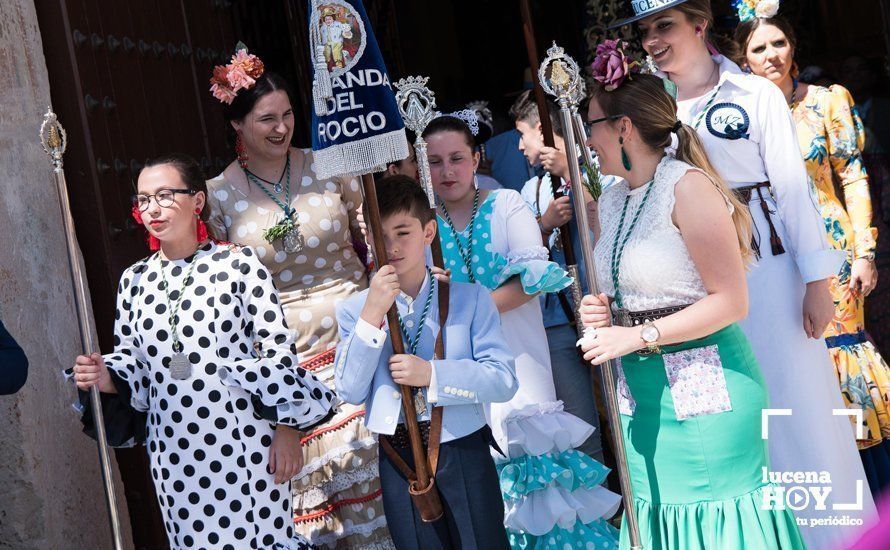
{"left": 424, "top": 115, "right": 621, "bottom": 549}
{"left": 617, "top": 0, "right": 876, "bottom": 545}
{"left": 68, "top": 155, "right": 337, "bottom": 549}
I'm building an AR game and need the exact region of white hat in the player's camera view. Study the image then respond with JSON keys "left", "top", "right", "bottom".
{"left": 609, "top": 0, "right": 692, "bottom": 29}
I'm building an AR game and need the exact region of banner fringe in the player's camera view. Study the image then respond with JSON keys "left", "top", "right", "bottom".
{"left": 313, "top": 128, "right": 410, "bottom": 179}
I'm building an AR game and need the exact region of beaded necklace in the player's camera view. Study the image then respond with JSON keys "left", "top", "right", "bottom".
{"left": 244, "top": 155, "right": 304, "bottom": 253}
{"left": 439, "top": 189, "right": 480, "bottom": 283}
{"left": 158, "top": 242, "right": 205, "bottom": 380}
{"left": 610, "top": 179, "right": 657, "bottom": 326}
{"left": 396, "top": 267, "right": 436, "bottom": 415}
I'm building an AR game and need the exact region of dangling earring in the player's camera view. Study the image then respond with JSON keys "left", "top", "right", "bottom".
{"left": 195, "top": 207, "right": 209, "bottom": 242}
{"left": 619, "top": 136, "right": 631, "bottom": 171}
{"left": 473, "top": 172, "right": 479, "bottom": 189}
{"left": 131, "top": 205, "right": 160, "bottom": 250}
{"left": 235, "top": 130, "right": 248, "bottom": 170}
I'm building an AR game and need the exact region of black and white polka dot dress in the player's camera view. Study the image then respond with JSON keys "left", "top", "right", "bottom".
{"left": 102, "top": 241, "right": 336, "bottom": 549}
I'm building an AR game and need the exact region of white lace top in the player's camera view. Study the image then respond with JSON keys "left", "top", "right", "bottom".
{"left": 594, "top": 156, "right": 708, "bottom": 312}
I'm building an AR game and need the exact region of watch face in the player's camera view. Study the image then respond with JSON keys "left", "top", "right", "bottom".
{"left": 641, "top": 325, "right": 659, "bottom": 343}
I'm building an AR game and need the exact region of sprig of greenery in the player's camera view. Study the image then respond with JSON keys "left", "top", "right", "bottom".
{"left": 580, "top": 161, "right": 602, "bottom": 201}
{"left": 262, "top": 216, "right": 296, "bottom": 244}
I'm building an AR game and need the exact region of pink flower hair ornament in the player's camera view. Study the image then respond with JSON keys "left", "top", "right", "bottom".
{"left": 591, "top": 39, "right": 641, "bottom": 92}
{"left": 209, "top": 42, "right": 265, "bottom": 104}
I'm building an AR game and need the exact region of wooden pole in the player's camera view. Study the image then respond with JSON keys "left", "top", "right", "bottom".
{"left": 360, "top": 173, "right": 434, "bottom": 488}
{"left": 519, "top": 0, "right": 578, "bottom": 269}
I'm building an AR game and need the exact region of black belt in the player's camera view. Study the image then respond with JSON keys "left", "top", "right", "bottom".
{"left": 386, "top": 421, "right": 432, "bottom": 449}
{"left": 614, "top": 304, "right": 690, "bottom": 328}
{"left": 733, "top": 182, "right": 785, "bottom": 259}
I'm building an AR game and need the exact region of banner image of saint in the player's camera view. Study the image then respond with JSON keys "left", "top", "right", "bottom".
{"left": 318, "top": 4, "right": 363, "bottom": 73}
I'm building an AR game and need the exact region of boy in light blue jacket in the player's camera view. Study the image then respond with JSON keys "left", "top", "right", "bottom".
{"left": 335, "top": 176, "right": 517, "bottom": 549}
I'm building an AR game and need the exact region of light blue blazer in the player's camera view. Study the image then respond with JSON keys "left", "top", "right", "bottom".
{"left": 334, "top": 278, "right": 517, "bottom": 443}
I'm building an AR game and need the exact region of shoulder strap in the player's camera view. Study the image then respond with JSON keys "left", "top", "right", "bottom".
{"left": 427, "top": 279, "right": 449, "bottom": 475}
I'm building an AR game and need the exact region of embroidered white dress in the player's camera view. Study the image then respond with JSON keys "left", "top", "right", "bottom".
{"left": 438, "top": 189, "right": 621, "bottom": 548}
{"left": 675, "top": 54, "right": 876, "bottom": 547}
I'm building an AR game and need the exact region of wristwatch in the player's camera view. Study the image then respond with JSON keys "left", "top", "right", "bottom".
{"left": 640, "top": 321, "right": 661, "bottom": 354}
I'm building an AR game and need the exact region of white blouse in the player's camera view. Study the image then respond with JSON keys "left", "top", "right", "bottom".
{"left": 674, "top": 55, "right": 839, "bottom": 283}
{"left": 594, "top": 157, "right": 708, "bottom": 312}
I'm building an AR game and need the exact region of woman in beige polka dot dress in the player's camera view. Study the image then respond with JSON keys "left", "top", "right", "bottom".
{"left": 206, "top": 71, "right": 393, "bottom": 548}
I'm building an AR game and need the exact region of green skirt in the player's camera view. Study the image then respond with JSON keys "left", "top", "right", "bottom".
{"left": 617, "top": 324, "right": 805, "bottom": 550}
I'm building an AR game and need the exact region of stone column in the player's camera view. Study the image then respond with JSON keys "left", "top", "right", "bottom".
{"left": 0, "top": 1, "right": 133, "bottom": 548}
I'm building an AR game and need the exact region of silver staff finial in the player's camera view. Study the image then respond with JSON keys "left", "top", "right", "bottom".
{"left": 538, "top": 42, "right": 583, "bottom": 106}
{"left": 394, "top": 76, "right": 438, "bottom": 207}
{"left": 40, "top": 107, "right": 68, "bottom": 171}
{"left": 395, "top": 76, "right": 437, "bottom": 136}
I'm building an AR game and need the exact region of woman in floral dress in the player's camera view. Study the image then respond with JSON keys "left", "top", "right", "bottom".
{"left": 739, "top": 12, "right": 890, "bottom": 499}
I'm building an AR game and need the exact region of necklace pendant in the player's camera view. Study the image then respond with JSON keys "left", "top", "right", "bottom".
{"left": 169, "top": 352, "right": 192, "bottom": 380}
{"left": 413, "top": 389, "right": 428, "bottom": 416}
{"left": 274, "top": 184, "right": 283, "bottom": 194}
{"left": 283, "top": 225, "right": 304, "bottom": 253}
{"left": 614, "top": 308, "right": 632, "bottom": 328}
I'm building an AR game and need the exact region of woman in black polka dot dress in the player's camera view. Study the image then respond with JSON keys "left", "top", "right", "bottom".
{"left": 69, "top": 154, "right": 336, "bottom": 549}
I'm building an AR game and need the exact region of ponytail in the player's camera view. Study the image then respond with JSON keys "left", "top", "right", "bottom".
{"left": 674, "top": 124, "right": 754, "bottom": 266}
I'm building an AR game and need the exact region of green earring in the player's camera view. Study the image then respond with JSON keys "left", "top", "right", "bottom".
{"left": 619, "top": 136, "right": 631, "bottom": 171}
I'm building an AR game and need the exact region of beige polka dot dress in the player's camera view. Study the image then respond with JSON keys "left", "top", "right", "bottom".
{"left": 207, "top": 148, "right": 394, "bottom": 549}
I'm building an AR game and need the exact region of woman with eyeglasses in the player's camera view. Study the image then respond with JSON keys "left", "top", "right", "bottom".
{"left": 67, "top": 154, "right": 336, "bottom": 549}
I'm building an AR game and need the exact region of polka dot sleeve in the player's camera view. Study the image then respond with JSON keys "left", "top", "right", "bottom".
{"left": 337, "top": 174, "right": 365, "bottom": 240}
{"left": 101, "top": 265, "right": 153, "bottom": 412}
{"left": 205, "top": 177, "right": 229, "bottom": 241}
{"left": 215, "top": 246, "right": 338, "bottom": 429}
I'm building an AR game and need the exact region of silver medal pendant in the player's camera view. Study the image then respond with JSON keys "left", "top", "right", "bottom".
{"left": 169, "top": 351, "right": 192, "bottom": 380}
{"left": 614, "top": 308, "right": 632, "bottom": 328}
{"left": 413, "top": 389, "right": 427, "bottom": 416}
{"left": 283, "top": 225, "right": 304, "bottom": 253}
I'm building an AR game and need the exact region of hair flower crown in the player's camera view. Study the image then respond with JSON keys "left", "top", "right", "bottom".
{"left": 591, "top": 39, "right": 641, "bottom": 92}
{"left": 733, "top": 0, "right": 780, "bottom": 23}
{"left": 209, "top": 42, "right": 265, "bottom": 104}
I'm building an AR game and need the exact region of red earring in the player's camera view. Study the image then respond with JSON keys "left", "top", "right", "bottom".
{"left": 695, "top": 26, "right": 702, "bottom": 36}
{"left": 195, "top": 208, "right": 209, "bottom": 242}
{"left": 131, "top": 205, "right": 160, "bottom": 251}
{"left": 235, "top": 130, "right": 248, "bottom": 169}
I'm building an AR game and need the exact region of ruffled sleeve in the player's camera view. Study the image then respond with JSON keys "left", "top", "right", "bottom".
{"left": 63, "top": 263, "right": 151, "bottom": 447}
{"left": 826, "top": 85, "right": 878, "bottom": 259}
{"left": 493, "top": 190, "right": 571, "bottom": 294}
{"left": 214, "top": 246, "right": 337, "bottom": 430}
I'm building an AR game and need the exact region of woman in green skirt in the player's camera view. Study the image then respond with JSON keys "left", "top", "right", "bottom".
{"left": 577, "top": 40, "right": 806, "bottom": 549}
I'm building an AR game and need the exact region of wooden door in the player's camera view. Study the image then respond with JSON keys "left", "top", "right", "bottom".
{"left": 34, "top": 1, "right": 239, "bottom": 546}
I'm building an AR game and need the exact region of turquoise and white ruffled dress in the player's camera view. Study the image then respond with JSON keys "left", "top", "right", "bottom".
{"left": 438, "top": 189, "right": 621, "bottom": 549}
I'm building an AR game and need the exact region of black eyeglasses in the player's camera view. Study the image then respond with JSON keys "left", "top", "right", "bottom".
{"left": 132, "top": 189, "right": 197, "bottom": 211}
{"left": 587, "top": 114, "right": 626, "bottom": 126}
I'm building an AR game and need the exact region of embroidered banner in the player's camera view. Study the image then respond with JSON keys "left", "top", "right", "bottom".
{"left": 309, "top": 0, "right": 409, "bottom": 179}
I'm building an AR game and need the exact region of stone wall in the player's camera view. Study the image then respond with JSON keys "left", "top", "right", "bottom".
{"left": 0, "top": 1, "right": 133, "bottom": 548}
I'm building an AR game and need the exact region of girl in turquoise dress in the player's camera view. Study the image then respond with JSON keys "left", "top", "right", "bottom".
{"left": 578, "top": 42, "right": 805, "bottom": 549}
{"left": 423, "top": 114, "right": 621, "bottom": 549}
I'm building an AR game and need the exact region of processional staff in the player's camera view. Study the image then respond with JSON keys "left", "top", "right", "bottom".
{"left": 40, "top": 108, "right": 125, "bottom": 549}
{"left": 538, "top": 43, "right": 644, "bottom": 549}
{"left": 519, "top": 0, "right": 586, "bottom": 331}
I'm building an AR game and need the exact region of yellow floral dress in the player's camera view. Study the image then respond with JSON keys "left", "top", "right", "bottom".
{"left": 793, "top": 84, "right": 890, "bottom": 449}
{"left": 207, "top": 148, "right": 394, "bottom": 548}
